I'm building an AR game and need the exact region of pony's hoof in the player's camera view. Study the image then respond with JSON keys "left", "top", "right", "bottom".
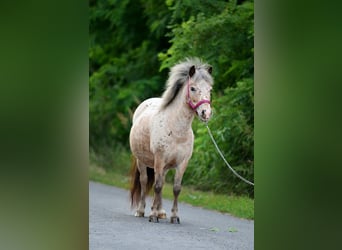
{"left": 134, "top": 211, "right": 144, "bottom": 217}
{"left": 170, "top": 216, "right": 180, "bottom": 224}
{"left": 149, "top": 215, "right": 159, "bottom": 223}
{"left": 158, "top": 212, "right": 167, "bottom": 219}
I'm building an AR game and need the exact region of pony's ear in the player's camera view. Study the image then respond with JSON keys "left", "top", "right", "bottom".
{"left": 189, "top": 65, "right": 196, "bottom": 77}
{"left": 207, "top": 66, "right": 213, "bottom": 75}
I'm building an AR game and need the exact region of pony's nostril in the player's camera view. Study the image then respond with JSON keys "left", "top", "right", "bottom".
{"left": 201, "top": 110, "right": 209, "bottom": 120}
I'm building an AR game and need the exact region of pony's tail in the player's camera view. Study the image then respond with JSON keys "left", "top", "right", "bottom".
{"left": 129, "top": 156, "right": 155, "bottom": 208}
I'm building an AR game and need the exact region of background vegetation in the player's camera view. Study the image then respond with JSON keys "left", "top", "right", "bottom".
{"left": 89, "top": 0, "right": 254, "bottom": 197}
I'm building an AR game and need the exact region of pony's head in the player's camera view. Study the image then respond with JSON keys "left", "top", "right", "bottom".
{"left": 161, "top": 58, "right": 214, "bottom": 122}
{"left": 186, "top": 64, "right": 213, "bottom": 122}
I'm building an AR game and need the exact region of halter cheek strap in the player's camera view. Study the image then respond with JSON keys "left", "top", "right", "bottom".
{"left": 186, "top": 78, "right": 211, "bottom": 110}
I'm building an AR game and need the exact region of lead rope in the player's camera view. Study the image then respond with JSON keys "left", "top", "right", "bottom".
{"left": 205, "top": 124, "right": 254, "bottom": 186}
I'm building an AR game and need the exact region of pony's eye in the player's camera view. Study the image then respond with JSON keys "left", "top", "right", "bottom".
{"left": 190, "top": 87, "right": 196, "bottom": 92}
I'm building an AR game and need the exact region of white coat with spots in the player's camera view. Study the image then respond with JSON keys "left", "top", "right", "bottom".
{"left": 129, "top": 58, "right": 214, "bottom": 223}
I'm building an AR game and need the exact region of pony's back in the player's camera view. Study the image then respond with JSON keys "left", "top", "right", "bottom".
{"left": 132, "top": 98, "right": 162, "bottom": 124}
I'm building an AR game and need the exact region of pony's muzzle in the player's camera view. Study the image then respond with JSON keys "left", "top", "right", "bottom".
{"left": 197, "top": 104, "right": 212, "bottom": 122}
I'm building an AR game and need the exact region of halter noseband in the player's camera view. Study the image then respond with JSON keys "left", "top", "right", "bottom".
{"left": 186, "top": 77, "right": 211, "bottom": 110}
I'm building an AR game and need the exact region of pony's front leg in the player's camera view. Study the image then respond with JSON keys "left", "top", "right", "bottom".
{"left": 149, "top": 157, "right": 164, "bottom": 223}
{"left": 170, "top": 162, "right": 187, "bottom": 224}
{"left": 149, "top": 172, "right": 164, "bottom": 222}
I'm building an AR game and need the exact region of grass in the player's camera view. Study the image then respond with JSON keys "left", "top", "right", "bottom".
{"left": 89, "top": 164, "right": 254, "bottom": 220}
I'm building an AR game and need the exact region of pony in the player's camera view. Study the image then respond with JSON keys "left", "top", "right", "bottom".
{"left": 129, "top": 58, "right": 214, "bottom": 223}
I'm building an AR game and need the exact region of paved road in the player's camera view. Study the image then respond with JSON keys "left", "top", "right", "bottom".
{"left": 89, "top": 181, "right": 254, "bottom": 250}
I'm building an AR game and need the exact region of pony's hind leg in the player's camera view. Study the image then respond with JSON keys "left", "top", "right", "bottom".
{"left": 135, "top": 162, "right": 147, "bottom": 217}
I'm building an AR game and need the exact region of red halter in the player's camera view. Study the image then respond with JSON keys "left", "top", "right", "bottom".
{"left": 186, "top": 77, "right": 211, "bottom": 110}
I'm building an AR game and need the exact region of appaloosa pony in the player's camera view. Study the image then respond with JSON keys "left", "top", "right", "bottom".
{"left": 129, "top": 58, "right": 214, "bottom": 223}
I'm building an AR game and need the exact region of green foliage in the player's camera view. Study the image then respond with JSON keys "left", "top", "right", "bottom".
{"left": 183, "top": 78, "right": 254, "bottom": 196}
{"left": 90, "top": 0, "right": 254, "bottom": 196}
{"left": 160, "top": 0, "right": 254, "bottom": 196}
{"left": 89, "top": 0, "right": 168, "bottom": 149}
{"left": 159, "top": 0, "right": 254, "bottom": 91}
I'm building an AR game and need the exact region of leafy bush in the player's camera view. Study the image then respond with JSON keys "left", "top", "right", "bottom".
{"left": 183, "top": 79, "right": 254, "bottom": 196}
{"left": 89, "top": 0, "right": 167, "bottom": 149}
{"left": 160, "top": 0, "right": 254, "bottom": 196}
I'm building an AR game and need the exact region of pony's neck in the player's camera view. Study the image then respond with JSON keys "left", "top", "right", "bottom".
{"left": 165, "top": 86, "right": 195, "bottom": 133}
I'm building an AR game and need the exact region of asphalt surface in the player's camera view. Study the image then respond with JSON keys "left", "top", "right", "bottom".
{"left": 89, "top": 181, "right": 254, "bottom": 250}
